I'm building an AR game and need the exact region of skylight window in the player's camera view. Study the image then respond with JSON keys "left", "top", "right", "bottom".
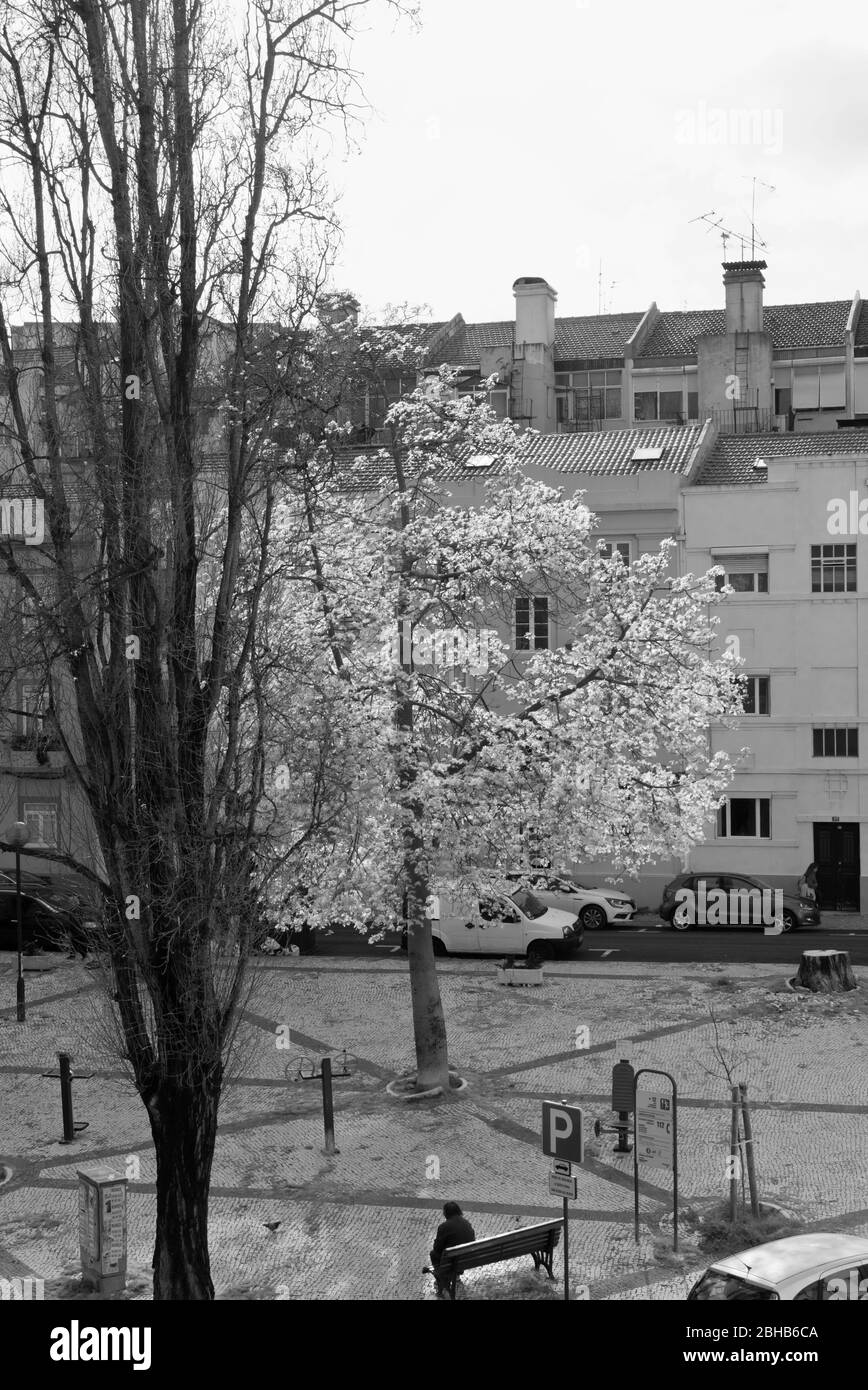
{"left": 466, "top": 454, "right": 494, "bottom": 469}
{"left": 631, "top": 446, "right": 664, "bottom": 462}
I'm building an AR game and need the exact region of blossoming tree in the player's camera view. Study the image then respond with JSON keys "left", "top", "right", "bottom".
{"left": 268, "top": 372, "right": 744, "bottom": 1092}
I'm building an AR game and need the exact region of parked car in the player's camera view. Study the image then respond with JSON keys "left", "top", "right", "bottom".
{"left": 0, "top": 887, "right": 83, "bottom": 952}
{"left": 507, "top": 871, "right": 635, "bottom": 931}
{"left": 687, "top": 1233, "right": 868, "bottom": 1300}
{"left": 401, "top": 885, "right": 583, "bottom": 958}
{"left": 0, "top": 871, "right": 88, "bottom": 915}
{"left": 658, "top": 872, "right": 820, "bottom": 933}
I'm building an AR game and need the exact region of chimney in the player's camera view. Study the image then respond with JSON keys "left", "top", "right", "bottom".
{"left": 513, "top": 276, "right": 557, "bottom": 347}
{"left": 723, "top": 260, "right": 766, "bottom": 334}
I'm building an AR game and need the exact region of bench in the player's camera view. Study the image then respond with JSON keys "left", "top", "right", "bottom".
{"left": 434, "top": 1219, "right": 564, "bottom": 1300}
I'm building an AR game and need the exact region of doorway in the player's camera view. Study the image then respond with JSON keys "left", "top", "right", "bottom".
{"left": 812, "top": 823, "right": 860, "bottom": 911}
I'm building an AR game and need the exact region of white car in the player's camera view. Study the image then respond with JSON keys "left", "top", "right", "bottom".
{"left": 687, "top": 1233, "right": 868, "bottom": 1301}
{"left": 506, "top": 872, "right": 635, "bottom": 932}
{"left": 405, "top": 886, "right": 583, "bottom": 959}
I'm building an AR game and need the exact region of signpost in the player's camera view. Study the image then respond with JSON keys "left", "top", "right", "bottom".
{"left": 632, "top": 1069, "right": 678, "bottom": 1251}
{"left": 541, "top": 1101, "right": 584, "bottom": 1301}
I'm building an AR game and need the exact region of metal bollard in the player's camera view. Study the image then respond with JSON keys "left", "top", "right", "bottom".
{"left": 321, "top": 1056, "right": 338, "bottom": 1155}
{"left": 42, "top": 1051, "right": 91, "bottom": 1143}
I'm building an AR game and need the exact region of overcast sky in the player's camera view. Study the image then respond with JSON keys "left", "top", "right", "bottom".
{"left": 328, "top": 0, "right": 868, "bottom": 325}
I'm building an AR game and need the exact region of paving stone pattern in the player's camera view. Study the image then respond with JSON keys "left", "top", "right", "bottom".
{"left": 0, "top": 952, "right": 866, "bottom": 1300}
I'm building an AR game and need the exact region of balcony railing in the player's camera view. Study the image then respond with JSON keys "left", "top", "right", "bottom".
{"left": 705, "top": 406, "right": 786, "bottom": 435}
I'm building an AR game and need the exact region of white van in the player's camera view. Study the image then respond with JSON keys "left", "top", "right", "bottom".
{"left": 403, "top": 885, "right": 583, "bottom": 959}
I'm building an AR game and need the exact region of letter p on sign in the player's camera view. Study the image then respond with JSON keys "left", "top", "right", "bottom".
{"left": 541, "top": 1100, "right": 584, "bottom": 1164}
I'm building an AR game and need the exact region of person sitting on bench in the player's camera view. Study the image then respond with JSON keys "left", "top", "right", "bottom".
{"left": 430, "top": 1201, "right": 475, "bottom": 1297}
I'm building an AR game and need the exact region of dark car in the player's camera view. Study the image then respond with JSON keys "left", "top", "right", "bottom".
{"left": 0, "top": 871, "right": 89, "bottom": 914}
{"left": 658, "top": 872, "right": 820, "bottom": 933}
{"left": 0, "top": 887, "right": 88, "bottom": 953}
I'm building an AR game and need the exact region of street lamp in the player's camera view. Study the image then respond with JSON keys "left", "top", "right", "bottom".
{"left": 6, "top": 821, "right": 30, "bottom": 1022}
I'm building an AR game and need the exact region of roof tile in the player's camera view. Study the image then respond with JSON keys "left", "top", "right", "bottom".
{"left": 695, "top": 430, "right": 868, "bottom": 486}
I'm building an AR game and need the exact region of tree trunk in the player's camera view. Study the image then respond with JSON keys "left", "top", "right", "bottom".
{"left": 405, "top": 886, "right": 450, "bottom": 1092}
{"left": 795, "top": 949, "right": 857, "bottom": 993}
{"left": 147, "top": 1078, "right": 220, "bottom": 1300}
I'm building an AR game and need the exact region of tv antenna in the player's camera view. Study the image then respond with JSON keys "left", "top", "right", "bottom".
{"left": 740, "top": 176, "right": 775, "bottom": 259}
{"left": 597, "top": 264, "right": 618, "bottom": 314}
{"left": 689, "top": 209, "right": 766, "bottom": 262}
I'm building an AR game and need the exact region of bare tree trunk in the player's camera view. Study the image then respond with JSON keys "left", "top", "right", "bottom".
{"left": 795, "top": 949, "right": 857, "bottom": 993}
{"left": 147, "top": 1078, "right": 220, "bottom": 1300}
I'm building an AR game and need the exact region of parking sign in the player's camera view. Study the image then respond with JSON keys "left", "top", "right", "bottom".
{"left": 541, "top": 1101, "right": 584, "bottom": 1163}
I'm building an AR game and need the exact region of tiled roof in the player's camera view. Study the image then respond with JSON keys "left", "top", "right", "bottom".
{"left": 430, "top": 321, "right": 514, "bottom": 367}
{"left": 522, "top": 424, "right": 702, "bottom": 476}
{"left": 854, "top": 302, "right": 868, "bottom": 346}
{"left": 639, "top": 310, "right": 724, "bottom": 357}
{"left": 554, "top": 313, "right": 645, "bottom": 359}
{"left": 429, "top": 314, "right": 646, "bottom": 369}
{"left": 695, "top": 431, "right": 868, "bottom": 486}
{"left": 428, "top": 300, "right": 854, "bottom": 371}
{"left": 639, "top": 302, "right": 853, "bottom": 358}
{"left": 334, "top": 423, "right": 704, "bottom": 491}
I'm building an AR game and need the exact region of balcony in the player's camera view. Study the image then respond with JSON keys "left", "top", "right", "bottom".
{"left": 705, "top": 406, "right": 786, "bottom": 435}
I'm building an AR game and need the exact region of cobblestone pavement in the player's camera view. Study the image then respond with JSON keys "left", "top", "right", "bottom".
{"left": 1, "top": 950, "right": 866, "bottom": 1300}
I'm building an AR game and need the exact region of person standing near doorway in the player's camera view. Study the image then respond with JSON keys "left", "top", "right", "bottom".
{"left": 798, "top": 862, "right": 819, "bottom": 903}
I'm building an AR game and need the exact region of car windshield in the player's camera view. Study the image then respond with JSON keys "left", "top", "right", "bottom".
{"left": 688, "top": 1270, "right": 778, "bottom": 1300}
{"left": 510, "top": 889, "right": 547, "bottom": 920}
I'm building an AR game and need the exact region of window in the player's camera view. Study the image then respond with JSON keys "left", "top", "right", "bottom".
{"left": 717, "top": 798, "right": 771, "bottom": 838}
{"left": 687, "top": 391, "right": 698, "bottom": 420}
{"left": 21, "top": 801, "right": 58, "bottom": 846}
{"left": 488, "top": 390, "right": 508, "bottom": 419}
{"left": 556, "top": 370, "right": 622, "bottom": 422}
{"left": 20, "top": 684, "right": 47, "bottom": 736}
{"left": 633, "top": 385, "right": 688, "bottom": 422}
{"left": 600, "top": 541, "right": 632, "bottom": 563}
{"left": 688, "top": 1270, "right": 777, "bottom": 1300}
{"left": 515, "top": 596, "right": 549, "bottom": 650}
{"left": 633, "top": 390, "right": 657, "bottom": 421}
{"left": 792, "top": 364, "right": 845, "bottom": 411}
{"left": 813, "top": 727, "right": 858, "bottom": 757}
{"left": 794, "top": 1266, "right": 868, "bottom": 1301}
{"left": 742, "top": 676, "right": 770, "bottom": 715}
{"left": 812, "top": 544, "right": 856, "bottom": 593}
{"left": 713, "top": 555, "right": 768, "bottom": 593}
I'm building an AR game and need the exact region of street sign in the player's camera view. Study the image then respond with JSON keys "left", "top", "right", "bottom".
{"left": 541, "top": 1101, "right": 584, "bottom": 1163}
{"left": 633, "top": 1069, "right": 679, "bottom": 1253}
{"left": 636, "top": 1086, "right": 674, "bottom": 1170}
{"left": 549, "top": 1172, "right": 578, "bottom": 1199}
{"left": 551, "top": 1159, "right": 572, "bottom": 1177}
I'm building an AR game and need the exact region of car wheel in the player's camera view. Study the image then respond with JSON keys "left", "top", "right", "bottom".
{"left": 580, "top": 904, "right": 606, "bottom": 931}
{"left": 781, "top": 911, "right": 797, "bottom": 933}
{"left": 528, "top": 941, "right": 554, "bottom": 961}
{"left": 432, "top": 937, "right": 448, "bottom": 957}
{"left": 671, "top": 911, "right": 692, "bottom": 932}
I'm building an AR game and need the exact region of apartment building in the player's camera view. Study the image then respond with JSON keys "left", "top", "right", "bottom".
{"left": 682, "top": 432, "right": 868, "bottom": 913}
{"left": 353, "top": 261, "right": 868, "bottom": 444}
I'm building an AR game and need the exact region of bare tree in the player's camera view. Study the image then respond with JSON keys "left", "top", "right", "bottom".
{"left": 0, "top": 0, "right": 411, "bottom": 1299}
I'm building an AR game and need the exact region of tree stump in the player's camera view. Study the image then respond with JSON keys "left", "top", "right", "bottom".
{"left": 795, "top": 949, "right": 857, "bottom": 993}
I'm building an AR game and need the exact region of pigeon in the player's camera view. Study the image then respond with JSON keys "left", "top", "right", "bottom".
{"left": 263, "top": 1221, "right": 282, "bottom": 1233}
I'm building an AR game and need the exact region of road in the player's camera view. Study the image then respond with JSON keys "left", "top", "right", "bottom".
{"left": 303, "top": 920, "right": 868, "bottom": 967}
